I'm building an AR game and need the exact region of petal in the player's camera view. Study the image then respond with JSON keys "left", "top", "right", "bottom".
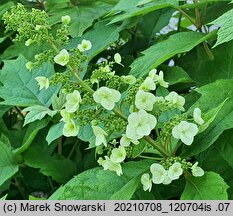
{"left": 101, "top": 98, "right": 115, "bottom": 110}
{"left": 128, "top": 112, "right": 139, "bottom": 126}
{"left": 172, "top": 126, "right": 181, "bottom": 139}
{"left": 110, "top": 89, "right": 121, "bottom": 102}
{"left": 136, "top": 124, "right": 151, "bottom": 136}
{"left": 180, "top": 133, "right": 194, "bottom": 145}
{"left": 185, "top": 123, "right": 198, "bottom": 137}
{"left": 147, "top": 113, "right": 157, "bottom": 129}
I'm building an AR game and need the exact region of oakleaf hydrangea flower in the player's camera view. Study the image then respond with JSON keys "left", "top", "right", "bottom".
{"left": 172, "top": 121, "right": 198, "bottom": 145}
{"left": 150, "top": 163, "right": 171, "bottom": 184}
{"left": 61, "top": 15, "right": 71, "bottom": 24}
{"left": 120, "top": 134, "right": 139, "bottom": 147}
{"left": 168, "top": 162, "right": 183, "bottom": 180}
{"left": 25, "top": 38, "right": 33, "bottom": 46}
{"left": 92, "top": 124, "right": 108, "bottom": 147}
{"left": 60, "top": 109, "right": 71, "bottom": 123}
{"left": 149, "top": 69, "right": 169, "bottom": 88}
{"left": 63, "top": 120, "right": 79, "bottom": 137}
{"left": 126, "top": 110, "right": 157, "bottom": 140}
{"left": 114, "top": 53, "right": 123, "bottom": 66}
{"left": 121, "top": 75, "right": 136, "bottom": 85}
{"left": 54, "top": 49, "right": 69, "bottom": 66}
{"left": 165, "top": 91, "right": 185, "bottom": 111}
{"left": 110, "top": 146, "right": 126, "bottom": 163}
{"left": 102, "top": 156, "right": 123, "bottom": 176}
{"left": 135, "top": 90, "right": 156, "bottom": 111}
{"left": 26, "top": 61, "right": 33, "bottom": 71}
{"left": 191, "top": 162, "right": 204, "bottom": 177}
{"left": 78, "top": 39, "right": 92, "bottom": 52}
{"left": 193, "top": 108, "right": 204, "bottom": 125}
{"left": 35, "top": 76, "right": 49, "bottom": 90}
{"left": 140, "top": 77, "right": 156, "bottom": 91}
{"left": 141, "top": 173, "right": 152, "bottom": 192}
{"left": 65, "top": 90, "right": 82, "bottom": 113}
{"left": 93, "top": 87, "right": 121, "bottom": 110}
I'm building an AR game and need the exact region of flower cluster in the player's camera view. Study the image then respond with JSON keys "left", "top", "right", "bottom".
{"left": 141, "top": 160, "right": 205, "bottom": 191}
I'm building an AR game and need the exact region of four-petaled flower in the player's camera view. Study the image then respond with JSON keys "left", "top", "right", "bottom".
{"left": 102, "top": 156, "right": 123, "bottom": 176}
{"left": 150, "top": 163, "right": 171, "bottom": 185}
{"left": 141, "top": 173, "right": 152, "bottom": 192}
{"left": 126, "top": 109, "right": 157, "bottom": 140}
{"left": 93, "top": 87, "right": 121, "bottom": 110}
{"left": 78, "top": 39, "right": 92, "bottom": 52}
{"left": 149, "top": 69, "right": 169, "bottom": 88}
{"left": 63, "top": 119, "right": 79, "bottom": 137}
{"left": 120, "top": 134, "right": 139, "bottom": 147}
{"left": 140, "top": 77, "right": 156, "bottom": 91}
{"left": 35, "top": 76, "right": 49, "bottom": 90}
{"left": 110, "top": 146, "right": 126, "bottom": 163}
{"left": 168, "top": 162, "right": 183, "bottom": 180}
{"left": 92, "top": 124, "right": 108, "bottom": 147}
{"left": 61, "top": 15, "right": 71, "bottom": 25}
{"left": 54, "top": 49, "right": 69, "bottom": 66}
{"left": 191, "top": 162, "right": 204, "bottom": 177}
{"left": 135, "top": 90, "right": 156, "bottom": 111}
{"left": 65, "top": 90, "right": 82, "bottom": 113}
{"left": 165, "top": 91, "right": 185, "bottom": 111}
{"left": 172, "top": 121, "right": 198, "bottom": 145}
{"left": 193, "top": 107, "right": 204, "bottom": 125}
{"left": 121, "top": 75, "right": 136, "bottom": 85}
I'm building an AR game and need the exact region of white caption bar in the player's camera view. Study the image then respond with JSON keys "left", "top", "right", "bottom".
{"left": 0, "top": 200, "right": 232, "bottom": 216}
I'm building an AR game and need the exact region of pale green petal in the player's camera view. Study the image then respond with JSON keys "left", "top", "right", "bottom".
{"left": 136, "top": 124, "right": 151, "bottom": 136}
{"left": 168, "top": 162, "right": 183, "bottom": 180}
{"left": 147, "top": 113, "right": 157, "bottom": 130}
{"left": 141, "top": 173, "right": 152, "bottom": 192}
{"left": 101, "top": 98, "right": 115, "bottom": 110}
{"left": 110, "top": 89, "right": 121, "bottom": 102}
{"left": 172, "top": 125, "right": 181, "bottom": 139}
{"left": 110, "top": 146, "right": 126, "bottom": 163}
{"left": 127, "top": 112, "right": 139, "bottom": 126}
{"left": 185, "top": 123, "right": 198, "bottom": 137}
{"left": 62, "top": 120, "right": 79, "bottom": 137}
{"left": 120, "top": 135, "right": 131, "bottom": 147}
{"left": 194, "top": 107, "right": 204, "bottom": 125}
{"left": 126, "top": 125, "right": 141, "bottom": 140}
{"left": 180, "top": 133, "right": 193, "bottom": 145}
{"left": 192, "top": 166, "right": 205, "bottom": 177}
{"left": 54, "top": 49, "right": 69, "bottom": 66}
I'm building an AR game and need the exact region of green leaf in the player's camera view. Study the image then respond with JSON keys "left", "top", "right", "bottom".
{"left": 0, "top": 55, "right": 58, "bottom": 107}
{"left": 110, "top": 175, "right": 141, "bottom": 200}
{"left": 23, "top": 146, "right": 76, "bottom": 183}
{"left": 14, "top": 119, "right": 49, "bottom": 156}
{"left": 181, "top": 172, "right": 229, "bottom": 200}
{"left": 182, "top": 41, "right": 233, "bottom": 86}
{"left": 0, "top": 141, "right": 19, "bottom": 186}
{"left": 23, "top": 105, "right": 57, "bottom": 126}
{"left": 130, "top": 31, "right": 216, "bottom": 78}
{"left": 48, "top": 1, "right": 116, "bottom": 37}
{"left": 0, "top": 1, "right": 14, "bottom": 18}
{"left": 108, "top": 0, "right": 178, "bottom": 24}
{"left": 182, "top": 80, "right": 233, "bottom": 157}
{"left": 163, "top": 66, "right": 194, "bottom": 86}
{"left": 46, "top": 122, "right": 64, "bottom": 145}
{"left": 212, "top": 8, "right": 233, "bottom": 47}
{"left": 132, "top": 140, "right": 147, "bottom": 158}
{"left": 49, "top": 160, "right": 151, "bottom": 200}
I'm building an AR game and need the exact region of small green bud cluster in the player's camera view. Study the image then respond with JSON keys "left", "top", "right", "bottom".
{"left": 102, "top": 114, "right": 127, "bottom": 134}
{"left": 50, "top": 72, "right": 71, "bottom": 87}
{"left": 3, "top": 4, "right": 51, "bottom": 44}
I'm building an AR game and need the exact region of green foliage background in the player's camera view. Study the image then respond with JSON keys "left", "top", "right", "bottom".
{"left": 0, "top": 0, "right": 233, "bottom": 200}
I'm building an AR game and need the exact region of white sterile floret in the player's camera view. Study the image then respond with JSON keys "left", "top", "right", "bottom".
{"left": 168, "top": 162, "right": 183, "bottom": 180}
{"left": 126, "top": 109, "right": 157, "bottom": 140}
{"left": 26, "top": 61, "right": 33, "bottom": 71}
{"left": 78, "top": 39, "right": 92, "bottom": 52}
{"left": 60, "top": 109, "right": 71, "bottom": 123}
{"left": 110, "top": 146, "right": 126, "bottom": 163}
{"left": 25, "top": 39, "right": 33, "bottom": 46}
{"left": 141, "top": 173, "right": 152, "bottom": 192}
{"left": 121, "top": 75, "right": 136, "bottom": 85}
{"left": 54, "top": 49, "right": 69, "bottom": 66}
{"left": 191, "top": 162, "right": 205, "bottom": 177}
{"left": 149, "top": 70, "right": 169, "bottom": 88}
{"left": 140, "top": 77, "right": 156, "bottom": 91}
{"left": 135, "top": 90, "right": 156, "bottom": 111}
{"left": 63, "top": 120, "right": 79, "bottom": 137}
{"left": 93, "top": 87, "right": 121, "bottom": 110}
{"left": 65, "top": 90, "right": 82, "bottom": 113}
{"left": 120, "top": 134, "right": 139, "bottom": 147}
{"left": 172, "top": 121, "right": 198, "bottom": 145}
{"left": 102, "top": 156, "right": 123, "bottom": 176}
{"left": 114, "top": 53, "right": 122, "bottom": 65}
{"left": 193, "top": 107, "right": 204, "bottom": 125}
{"left": 155, "top": 96, "right": 165, "bottom": 103}
{"left": 61, "top": 15, "right": 71, "bottom": 24}
{"left": 165, "top": 91, "right": 185, "bottom": 111}
{"left": 92, "top": 124, "right": 108, "bottom": 147}
{"left": 35, "top": 76, "right": 49, "bottom": 90}
{"left": 150, "top": 163, "right": 168, "bottom": 184}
